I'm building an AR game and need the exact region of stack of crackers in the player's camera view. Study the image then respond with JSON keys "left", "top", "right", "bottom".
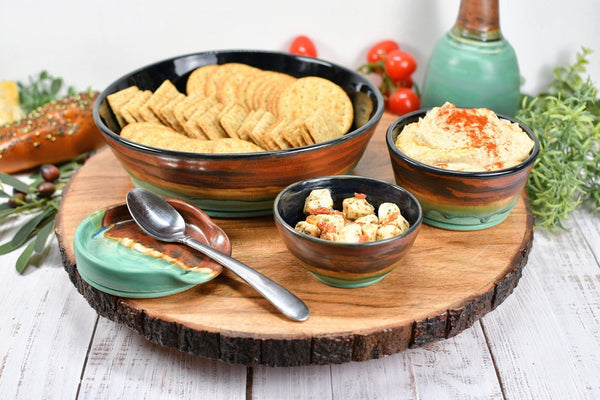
{"left": 107, "top": 62, "right": 354, "bottom": 154}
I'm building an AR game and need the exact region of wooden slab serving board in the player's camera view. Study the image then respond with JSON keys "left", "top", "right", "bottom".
{"left": 56, "top": 113, "right": 534, "bottom": 366}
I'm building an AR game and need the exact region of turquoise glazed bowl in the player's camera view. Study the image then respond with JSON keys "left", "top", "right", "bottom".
{"left": 74, "top": 198, "right": 230, "bottom": 298}
{"left": 386, "top": 109, "right": 539, "bottom": 231}
{"left": 273, "top": 175, "right": 422, "bottom": 288}
{"left": 93, "top": 50, "right": 384, "bottom": 218}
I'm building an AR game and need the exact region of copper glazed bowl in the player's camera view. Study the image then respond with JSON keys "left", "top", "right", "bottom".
{"left": 93, "top": 50, "right": 384, "bottom": 218}
{"left": 273, "top": 175, "right": 422, "bottom": 288}
{"left": 386, "top": 109, "right": 540, "bottom": 231}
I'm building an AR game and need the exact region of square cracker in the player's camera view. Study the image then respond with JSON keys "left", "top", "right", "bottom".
{"left": 298, "top": 122, "right": 316, "bottom": 146}
{"left": 196, "top": 103, "right": 229, "bottom": 140}
{"left": 236, "top": 109, "right": 265, "bottom": 141}
{"left": 183, "top": 96, "right": 218, "bottom": 121}
{"left": 182, "top": 97, "right": 220, "bottom": 139}
{"left": 305, "top": 109, "right": 343, "bottom": 143}
{"left": 159, "top": 93, "right": 186, "bottom": 132}
{"left": 147, "top": 80, "right": 181, "bottom": 124}
{"left": 262, "top": 119, "right": 294, "bottom": 150}
{"left": 107, "top": 86, "right": 140, "bottom": 127}
{"left": 121, "top": 90, "right": 151, "bottom": 124}
{"left": 281, "top": 119, "right": 310, "bottom": 148}
{"left": 136, "top": 86, "right": 169, "bottom": 124}
{"left": 173, "top": 93, "right": 204, "bottom": 127}
{"left": 137, "top": 101, "right": 162, "bottom": 123}
{"left": 218, "top": 103, "right": 248, "bottom": 138}
{"left": 248, "top": 111, "right": 276, "bottom": 148}
{"left": 182, "top": 118, "right": 208, "bottom": 140}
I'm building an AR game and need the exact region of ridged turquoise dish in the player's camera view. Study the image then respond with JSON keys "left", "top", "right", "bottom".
{"left": 74, "top": 199, "right": 230, "bottom": 298}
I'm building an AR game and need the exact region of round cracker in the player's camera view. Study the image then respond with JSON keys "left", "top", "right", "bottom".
{"left": 266, "top": 74, "right": 296, "bottom": 115}
{"left": 252, "top": 72, "right": 295, "bottom": 114}
{"left": 217, "top": 65, "right": 260, "bottom": 105}
{"left": 186, "top": 65, "right": 219, "bottom": 96}
{"left": 234, "top": 71, "right": 260, "bottom": 111}
{"left": 121, "top": 122, "right": 191, "bottom": 149}
{"left": 243, "top": 71, "right": 271, "bottom": 111}
{"left": 205, "top": 63, "right": 255, "bottom": 98}
{"left": 277, "top": 76, "right": 353, "bottom": 134}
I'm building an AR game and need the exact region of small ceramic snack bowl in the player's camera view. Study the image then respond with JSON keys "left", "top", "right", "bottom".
{"left": 386, "top": 108, "right": 540, "bottom": 231}
{"left": 73, "top": 198, "right": 230, "bottom": 298}
{"left": 273, "top": 175, "right": 422, "bottom": 288}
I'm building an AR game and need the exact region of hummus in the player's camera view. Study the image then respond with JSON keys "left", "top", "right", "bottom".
{"left": 395, "top": 102, "right": 534, "bottom": 171}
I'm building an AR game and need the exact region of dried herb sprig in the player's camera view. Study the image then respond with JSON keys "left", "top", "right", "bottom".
{"left": 0, "top": 155, "right": 87, "bottom": 273}
{"left": 516, "top": 47, "right": 600, "bottom": 231}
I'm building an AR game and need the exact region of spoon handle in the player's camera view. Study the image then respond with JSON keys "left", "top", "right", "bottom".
{"left": 179, "top": 235, "right": 310, "bottom": 322}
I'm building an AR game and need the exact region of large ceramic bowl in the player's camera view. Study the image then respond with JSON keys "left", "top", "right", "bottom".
{"left": 273, "top": 175, "right": 422, "bottom": 288}
{"left": 386, "top": 109, "right": 540, "bottom": 230}
{"left": 93, "top": 50, "right": 384, "bottom": 217}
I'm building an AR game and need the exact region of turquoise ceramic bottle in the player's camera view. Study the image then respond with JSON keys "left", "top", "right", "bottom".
{"left": 421, "top": 0, "right": 520, "bottom": 117}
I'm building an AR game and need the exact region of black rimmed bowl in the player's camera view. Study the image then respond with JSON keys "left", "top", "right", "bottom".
{"left": 93, "top": 50, "right": 384, "bottom": 218}
{"left": 273, "top": 175, "right": 422, "bottom": 288}
{"left": 386, "top": 109, "right": 540, "bottom": 231}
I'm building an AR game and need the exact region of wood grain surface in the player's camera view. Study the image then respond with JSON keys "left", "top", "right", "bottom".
{"left": 55, "top": 113, "right": 534, "bottom": 366}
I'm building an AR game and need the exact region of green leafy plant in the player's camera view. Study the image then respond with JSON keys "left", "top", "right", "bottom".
{"left": 516, "top": 47, "right": 600, "bottom": 231}
{"left": 0, "top": 156, "right": 87, "bottom": 273}
{"left": 17, "top": 70, "right": 76, "bottom": 114}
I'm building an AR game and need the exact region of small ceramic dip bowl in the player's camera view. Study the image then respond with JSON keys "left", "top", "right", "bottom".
{"left": 273, "top": 175, "right": 422, "bottom": 288}
{"left": 74, "top": 198, "right": 230, "bottom": 298}
{"left": 386, "top": 109, "right": 539, "bottom": 230}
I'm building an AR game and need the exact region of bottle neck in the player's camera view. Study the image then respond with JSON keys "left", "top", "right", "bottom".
{"left": 452, "top": 0, "right": 502, "bottom": 41}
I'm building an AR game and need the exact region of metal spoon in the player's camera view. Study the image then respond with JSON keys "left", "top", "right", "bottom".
{"left": 125, "top": 188, "right": 310, "bottom": 322}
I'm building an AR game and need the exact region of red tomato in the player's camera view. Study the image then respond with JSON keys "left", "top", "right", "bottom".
{"left": 289, "top": 35, "right": 317, "bottom": 57}
{"left": 366, "top": 40, "right": 399, "bottom": 63}
{"left": 384, "top": 49, "right": 417, "bottom": 81}
{"left": 392, "top": 76, "right": 413, "bottom": 89}
{"left": 388, "top": 88, "right": 420, "bottom": 115}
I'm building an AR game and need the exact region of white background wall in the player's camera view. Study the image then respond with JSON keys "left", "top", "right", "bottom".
{"left": 1, "top": 0, "right": 598, "bottom": 97}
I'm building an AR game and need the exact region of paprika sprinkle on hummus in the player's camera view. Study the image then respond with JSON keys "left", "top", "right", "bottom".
{"left": 395, "top": 102, "right": 534, "bottom": 172}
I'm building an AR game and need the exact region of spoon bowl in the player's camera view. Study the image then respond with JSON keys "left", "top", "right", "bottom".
{"left": 73, "top": 198, "right": 227, "bottom": 298}
{"left": 127, "top": 190, "right": 187, "bottom": 242}
{"left": 126, "top": 188, "right": 310, "bottom": 322}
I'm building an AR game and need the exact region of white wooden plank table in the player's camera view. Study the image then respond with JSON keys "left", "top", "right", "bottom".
{"left": 1, "top": 208, "right": 599, "bottom": 399}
